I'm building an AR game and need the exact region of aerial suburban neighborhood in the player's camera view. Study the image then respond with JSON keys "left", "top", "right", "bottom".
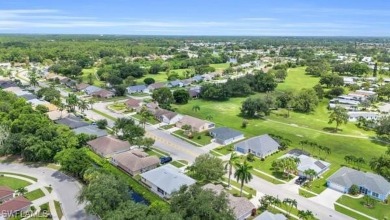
{"left": 0, "top": 1, "right": 390, "bottom": 220}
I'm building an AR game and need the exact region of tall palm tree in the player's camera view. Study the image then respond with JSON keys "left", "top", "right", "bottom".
{"left": 234, "top": 161, "right": 253, "bottom": 197}
{"left": 225, "top": 152, "right": 239, "bottom": 188}
{"left": 78, "top": 99, "right": 89, "bottom": 113}
{"left": 288, "top": 199, "right": 298, "bottom": 216}
{"left": 192, "top": 105, "right": 200, "bottom": 112}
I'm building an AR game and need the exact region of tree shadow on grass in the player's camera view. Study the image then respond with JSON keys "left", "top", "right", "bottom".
{"left": 323, "top": 127, "right": 341, "bottom": 133}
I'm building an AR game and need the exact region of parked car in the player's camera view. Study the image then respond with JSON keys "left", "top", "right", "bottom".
{"left": 160, "top": 156, "right": 172, "bottom": 164}
{"left": 295, "top": 176, "right": 307, "bottom": 185}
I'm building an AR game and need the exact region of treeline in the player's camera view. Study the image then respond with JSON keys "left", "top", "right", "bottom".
{"left": 200, "top": 70, "right": 278, "bottom": 101}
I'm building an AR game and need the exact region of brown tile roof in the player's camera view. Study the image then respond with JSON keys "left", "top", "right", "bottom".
{"left": 154, "top": 109, "right": 178, "bottom": 120}
{"left": 148, "top": 82, "right": 166, "bottom": 89}
{"left": 125, "top": 98, "right": 142, "bottom": 108}
{"left": 87, "top": 136, "right": 131, "bottom": 157}
{"left": 0, "top": 196, "right": 31, "bottom": 215}
{"left": 76, "top": 83, "right": 90, "bottom": 91}
{"left": 112, "top": 150, "right": 159, "bottom": 173}
{"left": 0, "top": 186, "right": 14, "bottom": 199}
{"left": 177, "top": 115, "right": 210, "bottom": 130}
{"left": 91, "top": 89, "right": 114, "bottom": 98}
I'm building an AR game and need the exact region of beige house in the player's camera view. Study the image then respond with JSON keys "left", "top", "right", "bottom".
{"left": 87, "top": 136, "right": 131, "bottom": 158}
{"left": 111, "top": 149, "right": 160, "bottom": 176}
{"left": 176, "top": 115, "right": 215, "bottom": 132}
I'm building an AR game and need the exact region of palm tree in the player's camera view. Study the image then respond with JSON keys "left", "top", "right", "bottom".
{"left": 356, "top": 157, "right": 365, "bottom": 170}
{"left": 192, "top": 105, "right": 200, "bottom": 112}
{"left": 28, "top": 71, "right": 39, "bottom": 87}
{"left": 88, "top": 99, "right": 95, "bottom": 110}
{"left": 66, "top": 94, "right": 78, "bottom": 112}
{"left": 225, "top": 152, "right": 239, "bottom": 188}
{"left": 289, "top": 199, "right": 298, "bottom": 216}
{"left": 78, "top": 99, "right": 89, "bottom": 113}
{"left": 234, "top": 161, "right": 253, "bottom": 197}
{"left": 303, "top": 169, "right": 317, "bottom": 181}
{"left": 58, "top": 102, "right": 65, "bottom": 119}
{"left": 16, "top": 187, "right": 28, "bottom": 196}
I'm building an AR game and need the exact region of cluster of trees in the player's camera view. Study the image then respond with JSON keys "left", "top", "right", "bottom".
{"left": 37, "top": 87, "right": 61, "bottom": 104}
{"left": 49, "top": 63, "right": 83, "bottom": 77}
{"left": 332, "top": 62, "right": 370, "bottom": 76}
{"left": 271, "top": 157, "right": 300, "bottom": 179}
{"left": 370, "top": 148, "right": 390, "bottom": 181}
{"left": 298, "top": 140, "right": 331, "bottom": 158}
{"left": 96, "top": 63, "right": 147, "bottom": 86}
{"left": 344, "top": 155, "right": 366, "bottom": 169}
{"left": 259, "top": 194, "right": 314, "bottom": 219}
{"left": 112, "top": 118, "right": 146, "bottom": 145}
{"left": 201, "top": 71, "right": 277, "bottom": 101}
{"left": 0, "top": 91, "right": 89, "bottom": 162}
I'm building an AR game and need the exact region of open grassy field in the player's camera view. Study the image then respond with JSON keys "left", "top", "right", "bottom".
{"left": 276, "top": 67, "right": 319, "bottom": 91}
{"left": 337, "top": 195, "right": 390, "bottom": 219}
{"left": 173, "top": 67, "right": 388, "bottom": 180}
{"left": 81, "top": 68, "right": 105, "bottom": 87}
{"left": 0, "top": 176, "right": 30, "bottom": 189}
{"left": 210, "top": 63, "right": 230, "bottom": 72}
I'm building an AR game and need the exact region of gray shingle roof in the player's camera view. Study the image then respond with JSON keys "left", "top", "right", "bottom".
{"left": 328, "top": 167, "right": 390, "bottom": 195}
{"left": 235, "top": 134, "right": 280, "bottom": 154}
{"left": 127, "top": 84, "right": 147, "bottom": 92}
{"left": 281, "top": 154, "right": 330, "bottom": 175}
{"left": 210, "top": 127, "right": 243, "bottom": 142}
{"left": 84, "top": 85, "right": 102, "bottom": 95}
{"left": 140, "top": 164, "right": 196, "bottom": 195}
{"left": 72, "top": 125, "right": 107, "bottom": 137}
{"left": 55, "top": 115, "right": 89, "bottom": 129}
{"left": 20, "top": 94, "right": 37, "bottom": 101}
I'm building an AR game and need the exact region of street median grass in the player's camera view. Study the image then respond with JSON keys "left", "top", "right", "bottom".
{"left": 25, "top": 189, "right": 45, "bottom": 201}
{"left": 334, "top": 203, "right": 372, "bottom": 220}
{"left": 131, "top": 114, "right": 160, "bottom": 125}
{"left": 91, "top": 109, "right": 116, "bottom": 121}
{"left": 252, "top": 170, "right": 285, "bottom": 184}
{"left": 86, "top": 149, "right": 166, "bottom": 204}
{"left": 299, "top": 188, "right": 317, "bottom": 198}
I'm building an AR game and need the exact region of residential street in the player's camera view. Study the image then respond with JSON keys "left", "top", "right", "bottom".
{"left": 0, "top": 163, "right": 94, "bottom": 220}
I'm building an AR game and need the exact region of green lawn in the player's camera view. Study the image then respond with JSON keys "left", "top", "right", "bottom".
{"left": 302, "top": 165, "right": 340, "bottom": 194}
{"left": 131, "top": 113, "right": 160, "bottom": 124}
{"left": 0, "top": 176, "right": 30, "bottom": 189}
{"left": 173, "top": 130, "right": 213, "bottom": 146}
{"left": 137, "top": 73, "right": 169, "bottom": 84}
{"left": 336, "top": 195, "right": 390, "bottom": 219}
{"left": 81, "top": 68, "right": 104, "bottom": 87}
{"left": 25, "top": 189, "right": 45, "bottom": 201}
{"left": 0, "top": 172, "right": 37, "bottom": 182}
{"left": 171, "top": 161, "right": 186, "bottom": 168}
{"left": 214, "top": 145, "right": 234, "bottom": 155}
{"left": 145, "top": 148, "right": 167, "bottom": 157}
{"left": 91, "top": 109, "right": 116, "bottom": 121}
{"left": 299, "top": 188, "right": 317, "bottom": 198}
{"left": 54, "top": 201, "right": 63, "bottom": 219}
{"left": 210, "top": 63, "right": 230, "bottom": 72}
{"left": 108, "top": 102, "right": 127, "bottom": 111}
{"left": 276, "top": 67, "right": 319, "bottom": 91}
{"left": 160, "top": 124, "right": 176, "bottom": 130}
{"left": 221, "top": 177, "right": 257, "bottom": 196}
{"left": 334, "top": 204, "right": 372, "bottom": 220}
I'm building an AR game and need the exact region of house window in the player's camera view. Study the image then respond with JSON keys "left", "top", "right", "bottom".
{"left": 372, "top": 192, "right": 379, "bottom": 198}
{"left": 157, "top": 187, "right": 165, "bottom": 195}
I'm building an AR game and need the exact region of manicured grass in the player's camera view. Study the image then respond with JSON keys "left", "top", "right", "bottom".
{"left": 229, "top": 187, "right": 253, "bottom": 200}
{"left": 25, "top": 188, "right": 45, "bottom": 201}
{"left": 221, "top": 177, "right": 257, "bottom": 196}
{"left": 210, "top": 63, "right": 230, "bottom": 72}
{"left": 86, "top": 149, "right": 166, "bottom": 204}
{"left": 45, "top": 186, "right": 53, "bottom": 193}
{"left": 252, "top": 170, "right": 285, "bottom": 185}
{"left": 173, "top": 130, "right": 213, "bottom": 146}
{"left": 172, "top": 97, "right": 387, "bottom": 177}
{"left": 0, "top": 172, "right": 37, "bottom": 182}
{"left": 334, "top": 203, "right": 372, "bottom": 220}
{"left": 0, "top": 176, "right": 30, "bottom": 189}
{"left": 299, "top": 188, "right": 317, "bottom": 198}
{"left": 214, "top": 145, "right": 234, "bottom": 155}
{"left": 302, "top": 165, "right": 339, "bottom": 194}
{"left": 160, "top": 124, "right": 175, "bottom": 130}
{"left": 336, "top": 195, "right": 390, "bottom": 219}
{"left": 276, "top": 67, "right": 319, "bottom": 91}
{"left": 91, "top": 109, "right": 116, "bottom": 121}
{"left": 171, "top": 161, "right": 185, "bottom": 168}
{"left": 210, "top": 150, "right": 222, "bottom": 157}
{"left": 54, "top": 201, "right": 63, "bottom": 219}
{"left": 145, "top": 148, "right": 167, "bottom": 157}
{"left": 81, "top": 68, "right": 104, "bottom": 87}
{"left": 136, "top": 73, "right": 168, "bottom": 83}
{"left": 131, "top": 113, "right": 160, "bottom": 124}
{"left": 108, "top": 102, "right": 127, "bottom": 111}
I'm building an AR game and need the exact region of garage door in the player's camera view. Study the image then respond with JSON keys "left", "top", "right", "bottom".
{"left": 328, "top": 182, "right": 346, "bottom": 193}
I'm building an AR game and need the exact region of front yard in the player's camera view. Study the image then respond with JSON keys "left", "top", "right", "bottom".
{"left": 0, "top": 176, "right": 31, "bottom": 189}
{"left": 173, "top": 130, "right": 213, "bottom": 146}
{"left": 131, "top": 113, "right": 160, "bottom": 125}
{"left": 213, "top": 145, "right": 234, "bottom": 155}
{"left": 25, "top": 188, "right": 45, "bottom": 201}
{"left": 336, "top": 195, "right": 390, "bottom": 219}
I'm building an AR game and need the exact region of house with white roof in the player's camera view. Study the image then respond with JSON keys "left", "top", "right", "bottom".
{"left": 140, "top": 164, "right": 196, "bottom": 198}
{"left": 347, "top": 112, "right": 379, "bottom": 122}
{"left": 234, "top": 134, "right": 280, "bottom": 159}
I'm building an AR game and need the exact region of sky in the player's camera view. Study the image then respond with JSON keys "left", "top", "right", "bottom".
{"left": 0, "top": 0, "right": 389, "bottom": 36}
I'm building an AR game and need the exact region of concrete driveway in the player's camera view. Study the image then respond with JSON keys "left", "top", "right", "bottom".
{"left": 309, "top": 188, "right": 344, "bottom": 209}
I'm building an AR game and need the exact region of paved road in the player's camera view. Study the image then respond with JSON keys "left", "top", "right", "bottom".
{"left": 248, "top": 173, "right": 354, "bottom": 220}
{"left": 87, "top": 101, "right": 205, "bottom": 163}
{"left": 0, "top": 163, "right": 94, "bottom": 220}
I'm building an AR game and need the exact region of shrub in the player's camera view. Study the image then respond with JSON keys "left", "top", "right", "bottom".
{"left": 96, "top": 119, "right": 108, "bottom": 129}
{"left": 349, "top": 184, "right": 360, "bottom": 195}
{"left": 247, "top": 153, "right": 255, "bottom": 162}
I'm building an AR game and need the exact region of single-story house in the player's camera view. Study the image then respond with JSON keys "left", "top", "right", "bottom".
{"left": 154, "top": 109, "right": 183, "bottom": 125}
{"left": 0, "top": 81, "right": 17, "bottom": 89}
{"left": 147, "top": 82, "right": 167, "bottom": 91}
{"left": 140, "top": 164, "right": 196, "bottom": 198}
{"left": 0, "top": 186, "right": 14, "bottom": 203}
{"left": 65, "top": 79, "right": 77, "bottom": 88}
{"left": 84, "top": 85, "right": 102, "bottom": 95}
{"left": 111, "top": 149, "right": 160, "bottom": 176}
{"left": 76, "top": 83, "right": 90, "bottom": 91}
{"left": 203, "top": 184, "right": 255, "bottom": 220}
{"left": 209, "top": 127, "right": 244, "bottom": 145}
{"left": 327, "top": 167, "right": 390, "bottom": 201}
{"left": 343, "top": 77, "right": 356, "bottom": 85}
{"left": 73, "top": 125, "right": 108, "bottom": 138}
{"left": 176, "top": 115, "right": 215, "bottom": 133}
{"left": 125, "top": 98, "right": 142, "bottom": 110}
{"left": 55, "top": 115, "right": 89, "bottom": 129}
{"left": 46, "top": 110, "right": 69, "bottom": 121}
{"left": 347, "top": 112, "right": 379, "bottom": 122}
{"left": 254, "top": 211, "right": 287, "bottom": 220}
{"left": 281, "top": 153, "right": 330, "bottom": 178}
{"left": 378, "top": 103, "right": 390, "bottom": 113}
{"left": 59, "top": 77, "right": 71, "bottom": 85}
{"left": 0, "top": 196, "right": 32, "bottom": 218}
{"left": 167, "top": 80, "right": 184, "bottom": 88}
{"left": 191, "top": 75, "right": 203, "bottom": 82}
{"left": 234, "top": 134, "right": 280, "bottom": 158}
{"left": 188, "top": 87, "right": 201, "bottom": 98}
{"left": 27, "top": 99, "right": 49, "bottom": 107}
{"left": 3, "top": 86, "right": 23, "bottom": 94}
{"left": 127, "top": 85, "right": 149, "bottom": 94}
{"left": 142, "top": 102, "right": 160, "bottom": 114}
{"left": 87, "top": 135, "right": 131, "bottom": 158}
{"left": 91, "top": 89, "right": 114, "bottom": 99}
{"left": 181, "top": 79, "right": 193, "bottom": 86}
{"left": 19, "top": 93, "right": 37, "bottom": 101}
